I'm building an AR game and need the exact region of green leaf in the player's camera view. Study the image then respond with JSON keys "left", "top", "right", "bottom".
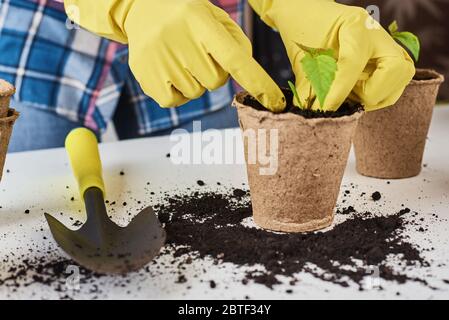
{"left": 388, "top": 20, "right": 420, "bottom": 62}
{"left": 288, "top": 80, "right": 303, "bottom": 108}
{"left": 300, "top": 50, "right": 337, "bottom": 109}
{"left": 392, "top": 31, "right": 420, "bottom": 62}
{"left": 388, "top": 20, "right": 398, "bottom": 34}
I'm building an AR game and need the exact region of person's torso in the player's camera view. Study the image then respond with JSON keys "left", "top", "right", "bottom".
{"left": 0, "top": 0, "right": 244, "bottom": 133}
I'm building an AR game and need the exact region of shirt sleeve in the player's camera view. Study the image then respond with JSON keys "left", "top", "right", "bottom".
{"left": 63, "top": 0, "right": 132, "bottom": 44}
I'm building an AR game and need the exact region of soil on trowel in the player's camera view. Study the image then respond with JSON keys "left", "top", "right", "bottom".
{"left": 241, "top": 89, "right": 363, "bottom": 119}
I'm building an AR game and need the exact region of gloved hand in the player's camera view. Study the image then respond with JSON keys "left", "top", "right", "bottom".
{"left": 248, "top": 0, "right": 416, "bottom": 111}
{"left": 64, "top": 0, "right": 286, "bottom": 111}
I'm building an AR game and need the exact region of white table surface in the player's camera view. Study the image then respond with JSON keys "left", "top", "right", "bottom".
{"left": 1, "top": 106, "right": 449, "bottom": 300}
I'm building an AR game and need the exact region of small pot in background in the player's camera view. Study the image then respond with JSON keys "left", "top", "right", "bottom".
{"left": 354, "top": 69, "right": 444, "bottom": 179}
{"left": 0, "top": 80, "right": 14, "bottom": 118}
{"left": 0, "top": 80, "right": 19, "bottom": 181}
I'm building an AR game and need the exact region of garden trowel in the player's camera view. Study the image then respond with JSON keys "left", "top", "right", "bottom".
{"left": 45, "top": 128, "right": 166, "bottom": 274}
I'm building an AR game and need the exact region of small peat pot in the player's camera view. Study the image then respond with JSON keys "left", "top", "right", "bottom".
{"left": 354, "top": 69, "right": 445, "bottom": 179}
{"left": 0, "top": 79, "right": 15, "bottom": 118}
{"left": 0, "top": 109, "right": 19, "bottom": 180}
{"left": 0, "top": 80, "right": 19, "bottom": 181}
{"left": 233, "top": 91, "right": 362, "bottom": 233}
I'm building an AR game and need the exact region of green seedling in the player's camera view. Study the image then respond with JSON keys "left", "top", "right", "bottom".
{"left": 388, "top": 20, "right": 420, "bottom": 62}
{"left": 288, "top": 44, "right": 337, "bottom": 111}
{"left": 288, "top": 80, "right": 304, "bottom": 108}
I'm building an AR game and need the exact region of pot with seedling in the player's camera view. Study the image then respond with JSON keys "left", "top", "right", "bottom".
{"left": 233, "top": 45, "right": 362, "bottom": 233}
{"left": 353, "top": 21, "right": 445, "bottom": 179}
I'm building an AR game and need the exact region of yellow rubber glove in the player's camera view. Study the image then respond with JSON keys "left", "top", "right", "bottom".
{"left": 64, "top": 0, "right": 286, "bottom": 112}
{"left": 248, "top": 0, "right": 416, "bottom": 111}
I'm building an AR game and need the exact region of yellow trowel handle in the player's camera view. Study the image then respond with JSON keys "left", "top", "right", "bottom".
{"left": 65, "top": 128, "right": 105, "bottom": 198}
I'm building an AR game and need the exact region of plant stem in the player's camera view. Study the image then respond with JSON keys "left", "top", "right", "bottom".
{"left": 307, "top": 85, "right": 313, "bottom": 110}
{"left": 288, "top": 81, "right": 304, "bottom": 109}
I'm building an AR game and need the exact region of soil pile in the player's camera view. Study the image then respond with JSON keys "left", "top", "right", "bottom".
{"left": 156, "top": 190, "right": 430, "bottom": 289}
{"left": 0, "top": 188, "right": 438, "bottom": 297}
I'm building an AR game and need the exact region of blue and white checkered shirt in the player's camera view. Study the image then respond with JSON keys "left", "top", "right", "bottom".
{"left": 0, "top": 0, "right": 243, "bottom": 134}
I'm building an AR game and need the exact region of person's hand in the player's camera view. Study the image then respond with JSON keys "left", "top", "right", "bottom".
{"left": 64, "top": 0, "right": 286, "bottom": 111}
{"left": 249, "top": 0, "right": 415, "bottom": 111}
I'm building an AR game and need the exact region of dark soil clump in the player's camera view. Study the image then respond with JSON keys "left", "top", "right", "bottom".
{"left": 337, "top": 206, "right": 356, "bottom": 215}
{"left": 232, "top": 188, "right": 247, "bottom": 198}
{"left": 241, "top": 89, "right": 363, "bottom": 119}
{"left": 197, "top": 180, "right": 206, "bottom": 186}
{"left": 155, "top": 190, "right": 430, "bottom": 289}
{"left": 372, "top": 191, "right": 382, "bottom": 201}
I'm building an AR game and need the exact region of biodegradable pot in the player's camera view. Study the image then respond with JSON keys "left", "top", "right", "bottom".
{"left": 233, "top": 92, "right": 362, "bottom": 233}
{"left": 0, "top": 79, "right": 18, "bottom": 181}
{"left": 0, "top": 109, "right": 19, "bottom": 181}
{"left": 354, "top": 69, "right": 445, "bottom": 179}
{"left": 0, "top": 80, "right": 15, "bottom": 118}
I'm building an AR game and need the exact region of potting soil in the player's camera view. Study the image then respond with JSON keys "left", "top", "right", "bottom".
{"left": 155, "top": 189, "right": 432, "bottom": 289}
{"left": 0, "top": 186, "right": 442, "bottom": 298}
{"left": 243, "top": 89, "right": 363, "bottom": 119}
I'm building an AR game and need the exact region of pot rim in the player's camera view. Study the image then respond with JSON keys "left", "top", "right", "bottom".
{"left": 0, "top": 80, "right": 15, "bottom": 98}
{"left": 411, "top": 68, "right": 445, "bottom": 86}
{"left": 0, "top": 109, "right": 19, "bottom": 124}
{"left": 233, "top": 92, "right": 363, "bottom": 126}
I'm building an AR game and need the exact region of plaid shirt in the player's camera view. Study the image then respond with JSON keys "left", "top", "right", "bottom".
{"left": 0, "top": 0, "right": 243, "bottom": 134}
